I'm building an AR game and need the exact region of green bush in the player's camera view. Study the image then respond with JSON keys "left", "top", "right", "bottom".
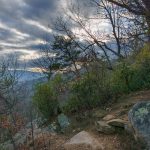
{"left": 111, "top": 61, "right": 134, "bottom": 95}
{"left": 64, "top": 61, "right": 114, "bottom": 113}
{"left": 33, "top": 74, "right": 63, "bottom": 119}
{"left": 131, "top": 45, "right": 150, "bottom": 90}
{"left": 129, "top": 64, "right": 150, "bottom": 91}
{"left": 111, "top": 45, "right": 150, "bottom": 93}
{"left": 33, "top": 83, "right": 58, "bottom": 118}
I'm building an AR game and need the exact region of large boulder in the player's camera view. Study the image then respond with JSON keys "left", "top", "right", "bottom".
{"left": 64, "top": 131, "right": 103, "bottom": 150}
{"left": 128, "top": 101, "right": 150, "bottom": 148}
{"left": 95, "top": 121, "right": 115, "bottom": 134}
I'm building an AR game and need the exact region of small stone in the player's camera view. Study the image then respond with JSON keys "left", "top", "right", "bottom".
{"left": 95, "top": 121, "right": 115, "bottom": 134}
{"left": 58, "top": 113, "right": 70, "bottom": 129}
{"left": 43, "top": 122, "right": 58, "bottom": 132}
{"left": 64, "top": 131, "right": 103, "bottom": 150}
{"left": 103, "top": 115, "right": 115, "bottom": 121}
{"left": 107, "top": 119, "right": 127, "bottom": 128}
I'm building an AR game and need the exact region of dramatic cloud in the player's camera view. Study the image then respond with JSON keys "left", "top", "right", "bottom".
{"left": 0, "top": 0, "right": 107, "bottom": 68}
{"left": 0, "top": 0, "right": 65, "bottom": 66}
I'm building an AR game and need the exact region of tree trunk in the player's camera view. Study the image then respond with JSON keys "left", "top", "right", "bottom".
{"left": 146, "top": 15, "right": 150, "bottom": 42}
{"left": 8, "top": 129, "right": 17, "bottom": 150}
{"left": 146, "top": 17, "right": 150, "bottom": 42}
{"left": 142, "top": 0, "right": 150, "bottom": 12}
{"left": 142, "top": 0, "right": 150, "bottom": 42}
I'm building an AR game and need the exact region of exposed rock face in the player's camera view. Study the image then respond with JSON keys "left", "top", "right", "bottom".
{"left": 64, "top": 131, "right": 103, "bottom": 150}
{"left": 128, "top": 101, "right": 150, "bottom": 149}
{"left": 95, "top": 121, "right": 115, "bottom": 134}
{"left": 107, "top": 119, "right": 127, "bottom": 128}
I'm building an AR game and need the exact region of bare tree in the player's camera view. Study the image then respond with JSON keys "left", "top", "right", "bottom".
{"left": 102, "top": 0, "right": 150, "bottom": 41}
{"left": 0, "top": 56, "right": 26, "bottom": 150}
{"left": 33, "top": 18, "right": 98, "bottom": 79}
{"left": 0, "top": 57, "right": 19, "bottom": 115}
{"left": 92, "top": 0, "right": 146, "bottom": 54}
{"left": 51, "top": 1, "right": 130, "bottom": 69}
{"left": 34, "top": 0, "right": 147, "bottom": 75}
{"left": 52, "top": 35, "right": 82, "bottom": 77}
{"left": 57, "top": 0, "right": 146, "bottom": 65}
{"left": 32, "top": 43, "right": 61, "bottom": 80}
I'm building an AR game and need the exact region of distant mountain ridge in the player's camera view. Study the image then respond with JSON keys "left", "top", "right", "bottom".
{"left": 9, "top": 69, "right": 45, "bottom": 82}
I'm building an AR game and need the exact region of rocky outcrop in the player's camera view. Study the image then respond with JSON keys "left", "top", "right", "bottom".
{"left": 96, "top": 117, "right": 128, "bottom": 134}
{"left": 128, "top": 101, "right": 150, "bottom": 149}
{"left": 95, "top": 121, "right": 115, "bottom": 134}
{"left": 64, "top": 131, "right": 103, "bottom": 150}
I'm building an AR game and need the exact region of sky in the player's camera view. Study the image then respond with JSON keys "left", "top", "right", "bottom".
{"left": 0, "top": 0, "right": 110, "bottom": 69}
{"left": 0, "top": 0, "right": 67, "bottom": 67}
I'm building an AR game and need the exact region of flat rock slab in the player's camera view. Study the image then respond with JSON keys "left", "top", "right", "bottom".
{"left": 107, "top": 119, "right": 127, "bottom": 128}
{"left": 103, "top": 114, "right": 116, "bottom": 121}
{"left": 64, "top": 131, "right": 103, "bottom": 150}
{"left": 128, "top": 101, "right": 150, "bottom": 148}
{"left": 95, "top": 121, "right": 115, "bottom": 134}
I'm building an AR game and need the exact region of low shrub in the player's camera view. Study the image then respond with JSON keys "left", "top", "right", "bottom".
{"left": 111, "top": 44, "right": 150, "bottom": 94}
{"left": 111, "top": 61, "right": 134, "bottom": 95}
{"left": 131, "top": 45, "right": 150, "bottom": 89}
{"left": 64, "top": 61, "right": 114, "bottom": 113}
{"left": 33, "top": 74, "right": 63, "bottom": 119}
{"left": 33, "top": 83, "right": 58, "bottom": 119}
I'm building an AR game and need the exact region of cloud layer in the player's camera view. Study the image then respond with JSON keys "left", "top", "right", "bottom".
{"left": 0, "top": 0, "right": 67, "bottom": 67}
{"left": 0, "top": 0, "right": 105, "bottom": 68}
